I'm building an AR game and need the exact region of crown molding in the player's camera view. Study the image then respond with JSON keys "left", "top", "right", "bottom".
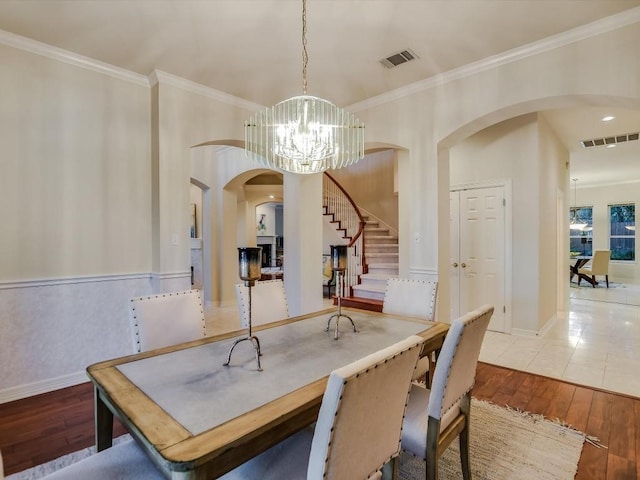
{"left": 0, "top": 28, "right": 150, "bottom": 87}
{"left": 347, "top": 6, "right": 640, "bottom": 112}
{"left": 3, "top": 5, "right": 638, "bottom": 114}
{"left": 150, "top": 70, "right": 264, "bottom": 112}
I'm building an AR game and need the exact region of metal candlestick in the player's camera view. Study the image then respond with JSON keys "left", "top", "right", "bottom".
{"left": 224, "top": 247, "right": 263, "bottom": 371}
{"left": 326, "top": 245, "right": 357, "bottom": 340}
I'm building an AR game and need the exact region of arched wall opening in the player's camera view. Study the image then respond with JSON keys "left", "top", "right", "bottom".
{"left": 435, "top": 94, "right": 640, "bottom": 333}
{"left": 189, "top": 140, "right": 411, "bottom": 313}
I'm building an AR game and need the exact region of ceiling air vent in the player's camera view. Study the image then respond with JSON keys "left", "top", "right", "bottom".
{"left": 380, "top": 49, "right": 419, "bottom": 69}
{"left": 580, "top": 132, "right": 640, "bottom": 148}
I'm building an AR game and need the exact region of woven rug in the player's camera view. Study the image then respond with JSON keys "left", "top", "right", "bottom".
{"left": 399, "top": 398, "right": 588, "bottom": 480}
{"left": 5, "top": 436, "right": 133, "bottom": 480}
{"left": 7, "top": 399, "right": 588, "bottom": 480}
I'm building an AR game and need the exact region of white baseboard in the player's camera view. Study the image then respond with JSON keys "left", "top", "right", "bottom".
{"left": 0, "top": 371, "right": 89, "bottom": 404}
{"left": 511, "top": 313, "right": 557, "bottom": 337}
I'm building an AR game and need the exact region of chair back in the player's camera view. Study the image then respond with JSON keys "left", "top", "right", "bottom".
{"left": 590, "top": 250, "right": 611, "bottom": 274}
{"left": 129, "top": 290, "right": 206, "bottom": 353}
{"left": 235, "top": 280, "right": 289, "bottom": 328}
{"left": 382, "top": 278, "right": 438, "bottom": 320}
{"left": 427, "top": 304, "right": 493, "bottom": 421}
{"left": 307, "top": 335, "right": 425, "bottom": 480}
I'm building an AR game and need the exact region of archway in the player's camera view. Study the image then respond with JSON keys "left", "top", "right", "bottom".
{"left": 436, "top": 94, "right": 640, "bottom": 332}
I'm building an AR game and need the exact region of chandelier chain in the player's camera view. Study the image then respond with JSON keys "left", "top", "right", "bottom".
{"left": 243, "top": 0, "right": 365, "bottom": 174}
{"left": 302, "top": 0, "right": 308, "bottom": 95}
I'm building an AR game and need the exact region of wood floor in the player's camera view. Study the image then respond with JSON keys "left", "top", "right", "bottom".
{"left": 473, "top": 363, "right": 639, "bottom": 480}
{"left": 0, "top": 363, "right": 638, "bottom": 478}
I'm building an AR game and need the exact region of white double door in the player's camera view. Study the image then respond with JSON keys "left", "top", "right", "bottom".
{"left": 450, "top": 185, "right": 506, "bottom": 332}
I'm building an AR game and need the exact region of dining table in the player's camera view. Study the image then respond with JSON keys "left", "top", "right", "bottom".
{"left": 570, "top": 255, "right": 596, "bottom": 286}
{"left": 87, "top": 307, "right": 449, "bottom": 479}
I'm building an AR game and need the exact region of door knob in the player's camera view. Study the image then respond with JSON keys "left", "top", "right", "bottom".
{"left": 461, "top": 263, "right": 467, "bottom": 268}
{"left": 452, "top": 262, "right": 458, "bottom": 268}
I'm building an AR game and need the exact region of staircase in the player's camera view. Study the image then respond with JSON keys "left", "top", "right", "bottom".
{"left": 351, "top": 218, "right": 399, "bottom": 304}
{"left": 322, "top": 173, "right": 399, "bottom": 312}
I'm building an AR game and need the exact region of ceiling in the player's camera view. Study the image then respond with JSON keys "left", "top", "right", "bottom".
{"left": 0, "top": 0, "right": 639, "bottom": 187}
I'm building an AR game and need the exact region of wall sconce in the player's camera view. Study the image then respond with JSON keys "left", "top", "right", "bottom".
{"left": 325, "top": 245, "right": 357, "bottom": 340}
{"left": 224, "top": 247, "right": 263, "bottom": 371}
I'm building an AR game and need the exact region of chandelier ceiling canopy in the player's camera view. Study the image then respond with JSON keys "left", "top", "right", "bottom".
{"left": 244, "top": 0, "right": 365, "bottom": 174}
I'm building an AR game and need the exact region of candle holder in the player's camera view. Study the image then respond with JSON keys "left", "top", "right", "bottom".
{"left": 224, "top": 247, "right": 263, "bottom": 371}
{"left": 325, "top": 245, "right": 357, "bottom": 340}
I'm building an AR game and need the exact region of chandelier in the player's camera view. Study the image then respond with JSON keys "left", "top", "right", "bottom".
{"left": 569, "top": 178, "right": 587, "bottom": 231}
{"left": 244, "top": 0, "right": 365, "bottom": 174}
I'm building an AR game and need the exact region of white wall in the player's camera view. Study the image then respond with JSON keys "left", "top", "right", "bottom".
{"left": 575, "top": 182, "right": 640, "bottom": 283}
{"left": 0, "top": 45, "right": 152, "bottom": 280}
{"left": 255, "top": 203, "right": 277, "bottom": 236}
{"left": 449, "top": 114, "right": 568, "bottom": 332}
{"left": 328, "top": 149, "right": 398, "bottom": 230}
{"left": 2, "top": 15, "right": 640, "bottom": 400}
{"left": 354, "top": 20, "right": 640, "bottom": 325}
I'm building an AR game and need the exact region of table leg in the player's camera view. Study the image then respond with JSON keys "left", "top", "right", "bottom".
{"left": 578, "top": 273, "right": 597, "bottom": 287}
{"left": 94, "top": 386, "right": 114, "bottom": 451}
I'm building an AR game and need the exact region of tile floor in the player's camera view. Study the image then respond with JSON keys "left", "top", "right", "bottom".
{"left": 480, "top": 281, "right": 640, "bottom": 398}
{"left": 205, "top": 287, "right": 640, "bottom": 398}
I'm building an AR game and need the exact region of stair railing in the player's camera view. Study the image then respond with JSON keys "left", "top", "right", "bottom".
{"left": 322, "top": 172, "right": 367, "bottom": 293}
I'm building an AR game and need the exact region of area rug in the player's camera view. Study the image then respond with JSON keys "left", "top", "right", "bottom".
{"left": 7, "top": 399, "right": 588, "bottom": 480}
{"left": 570, "top": 280, "right": 621, "bottom": 289}
{"left": 399, "top": 398, "right": 588, "bottom": 480}
{"left": 5, "top": 436, "right": 133, "bottom": 480}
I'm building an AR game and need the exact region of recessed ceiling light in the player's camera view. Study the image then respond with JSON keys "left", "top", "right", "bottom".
{"left": 269, "top": 195, "right": 275, "bottom": 199}
{"left": 601, "top": 115, "right": 615, "bottom": 122}
{"left": 606, "top": 144, "right": 617, "bottom": 148}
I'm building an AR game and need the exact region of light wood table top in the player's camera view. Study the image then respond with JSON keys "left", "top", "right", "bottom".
{"left": 87, "top": 307, "right": 449, "bottom": 479}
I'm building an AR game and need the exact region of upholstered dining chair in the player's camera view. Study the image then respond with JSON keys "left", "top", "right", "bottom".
{"left": 235, "top": 279, "right": 289, "bottom": 328}
{"left": 40, "top": 439, "right": 165, "bottom": 479}
{"left": 401, "top": 304, "right": 494, "bottom": 480}
{"left": 578, "top": 249, "right": 610, "bottom": 288}
{"left": 219, "top": 335, "right": 426, "bottom": 480}
{"left": 129, "top": 289, "right": 206, "bottom": 353}
{"left": 383, "top": 278, "right": 438, "bottom": 380}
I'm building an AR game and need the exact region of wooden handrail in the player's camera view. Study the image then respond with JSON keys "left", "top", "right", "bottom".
{"left": 323, "top": 172, "right": 366, "bottom": 247}
{"left": 322, "top": 173, "right": 368, "bottom": 292}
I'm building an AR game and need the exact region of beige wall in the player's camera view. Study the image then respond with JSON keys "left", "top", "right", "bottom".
{"left": 537, "top": 115, "right": 570, "bottom": 328}
{"left": 328, "top": 149, "right": 398, "bottom": 231}
{"left": 0, "top": 44, "right": 152, "bottom": 281}
{"left": 2, "top": 17, "right": 640, "bottom": 398}
{"left": 449, "top": 113, "right": 569, "bottom": 332}
{"left": 354, "top": 22, "right": 640, "bottom": 326}
{"left": 576, "top": 181, "right": 640, "bottom": 283}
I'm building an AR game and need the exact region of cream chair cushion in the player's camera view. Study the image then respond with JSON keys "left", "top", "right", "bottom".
{"left": 383, "top": 278, "right": 438, "bottom": 379}
{"left": 41, "top": 439, "right": 164, "bottom": 479}
{"left": 220, "top": 335, "right": 425, "bottom": 480}
{"left": 401, "top": 304, "right": 494, "bottom": 476}
{"left": 235, "top": 280, "right": 289, "bottom": 328}
{"left": 129, "top": 290, "right": 206, "bottom": 352}
{"left": 578, "top": 249, "right": 610, "bottom": 287}
{"left": 382, "top": 278, "right": 438, "bottom": 320}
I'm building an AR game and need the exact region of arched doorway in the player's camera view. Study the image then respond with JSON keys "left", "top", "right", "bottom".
{"left": 437, "top": 96, "right": 640, "bottom": 334}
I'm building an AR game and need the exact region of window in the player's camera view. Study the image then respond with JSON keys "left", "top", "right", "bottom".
{"left": 609, "top": 203, "right": 635, "bottom": 261}
{"left": 569, "top": 206, "right": 593, "bottom": 256}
